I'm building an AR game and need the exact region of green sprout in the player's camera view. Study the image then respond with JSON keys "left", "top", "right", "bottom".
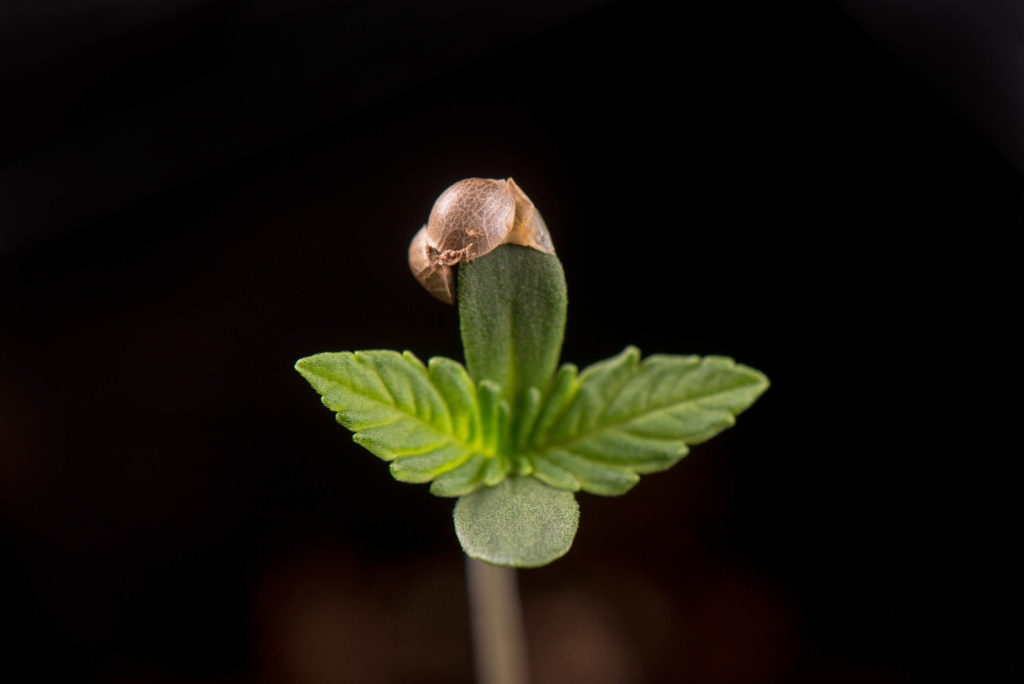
{"left": 295, "top": 178, "right": 768, "bottom": 568}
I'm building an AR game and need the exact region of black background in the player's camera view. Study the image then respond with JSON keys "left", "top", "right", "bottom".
{"left": 2, "top": 1, "right": 1021, "bottom": 682}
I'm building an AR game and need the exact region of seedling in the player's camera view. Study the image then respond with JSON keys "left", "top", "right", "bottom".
{"left": 295, "top": 177, "right": 769, "bottom": 568}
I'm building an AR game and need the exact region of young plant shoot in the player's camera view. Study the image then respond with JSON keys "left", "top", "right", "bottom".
{"left": 295, "top": 178, "right": 769, "bottom": 568}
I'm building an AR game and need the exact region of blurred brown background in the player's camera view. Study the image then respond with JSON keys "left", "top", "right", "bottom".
{"left": 1, "top": 1, "right": 1021, "bottom": 682}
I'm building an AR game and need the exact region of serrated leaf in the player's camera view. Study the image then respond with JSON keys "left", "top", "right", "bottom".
{"left": 454, "top": 476, "right": 580, "bottom": 568}
{"left": 295, "top": 350, "right": 507, "bottom": 496}
{"left": 525, "top": 346, "right": 769, "bottom": 495}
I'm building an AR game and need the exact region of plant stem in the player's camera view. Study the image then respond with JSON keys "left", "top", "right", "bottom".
{"left": 465, "top": 557, "right": 529, "bottom": 684}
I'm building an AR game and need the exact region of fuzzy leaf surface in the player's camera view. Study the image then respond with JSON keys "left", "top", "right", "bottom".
{"left": 458, "top": 244, "right": 567, "bottom": 421}
{"left": 525, "top": 347, "right": 769, "bottom": 495}
{"left": 295, "top": 350, "right": 508, "bottom": 496}
{"left": 454, "top": 476, "right": 579, "bottom": 567}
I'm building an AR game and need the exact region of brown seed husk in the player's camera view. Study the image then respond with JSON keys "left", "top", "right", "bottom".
{"left": 409, "top": 177, "right": 555, "bottom": 303}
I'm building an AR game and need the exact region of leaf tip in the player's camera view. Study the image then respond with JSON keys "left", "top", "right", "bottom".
{"left": 736, "top": 362, "right": 771, "bottom": 394}
{"left": 478, "top": 377, "right": 501, "bottom": 389}
{"left": 293, "top": 354, "right": 316, "bottom": 376}
{"left": 294, "top": 352, "right": 340, "bottom": 386}
{"left": 401, "top": 350, "right": 426, "bottom": 368}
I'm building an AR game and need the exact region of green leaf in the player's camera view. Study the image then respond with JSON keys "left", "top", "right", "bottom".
{"left": 458, "top": 244, "right": 567, "bottom": 421}
{"left": 295, "top": 350, "right": 508, "bottom": 496}
{"left": 454, "top": 476, "right": 580, "bottom": 567}
{"left": 525, "top": 346, "right": 770, "bottom": 496}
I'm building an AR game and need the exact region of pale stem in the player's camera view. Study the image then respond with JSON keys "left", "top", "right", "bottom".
{"left": 465, "top": 557, "right": 529, "bottom": 684}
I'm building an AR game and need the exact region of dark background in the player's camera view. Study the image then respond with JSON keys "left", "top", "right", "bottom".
{"left": 2, "top": 0, "right": 1021, "bottom": 682}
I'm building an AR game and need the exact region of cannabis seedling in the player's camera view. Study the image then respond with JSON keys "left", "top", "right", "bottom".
{"left": 295, "top": 177, "right": 769, "bottom": 568}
